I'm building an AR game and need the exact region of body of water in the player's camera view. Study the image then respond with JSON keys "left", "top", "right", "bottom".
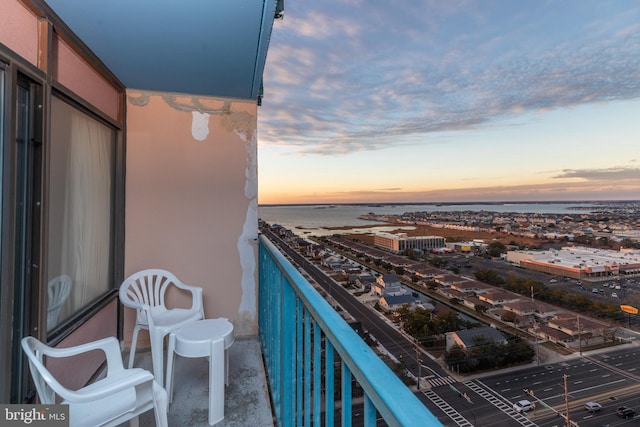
{"left": 258, "top": 202, "right": 599, "bottom": 236}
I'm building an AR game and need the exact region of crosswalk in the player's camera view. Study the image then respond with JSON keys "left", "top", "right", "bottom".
{"left": 427, "top": 375, "right": 457, "bottom": 387}
{"left": 422, "top": 389, "right": 474, "bottom": 427}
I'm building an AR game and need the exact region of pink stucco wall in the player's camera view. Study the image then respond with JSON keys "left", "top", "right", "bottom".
{"left": 54, "top": 36, "right": 120, "bottom": 122}
{"left": 0, "top": 0, "right": 39, "bottom": 66}
{"left": 124, "top": 91, "right": 259, "bottom": 346}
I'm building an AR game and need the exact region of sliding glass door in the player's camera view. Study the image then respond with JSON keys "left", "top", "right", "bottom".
{"left": 10, "top": 76, "right": 43, "bottom": 403}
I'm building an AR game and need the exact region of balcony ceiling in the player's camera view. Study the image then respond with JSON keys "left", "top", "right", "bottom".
{"left": 42, "top": 0, "right": 281, "bottom": 101}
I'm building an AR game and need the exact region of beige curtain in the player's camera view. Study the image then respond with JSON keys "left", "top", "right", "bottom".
{"left": 48, "top": 98, "right": 113, "bottom": 330}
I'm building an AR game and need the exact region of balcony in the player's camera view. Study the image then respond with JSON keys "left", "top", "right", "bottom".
{"left": 137, "top": 234, "right": 441, "bottom": 426}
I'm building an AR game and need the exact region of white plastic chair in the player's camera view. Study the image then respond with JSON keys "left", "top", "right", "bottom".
{"left": 119, "top": 269, "right": 204, "bottom": 387}
{"left": 47, "top": 275, "right": 73, "bottom": 331}
{"left": 21, "top": 336, "right": 168, "bottom": 427}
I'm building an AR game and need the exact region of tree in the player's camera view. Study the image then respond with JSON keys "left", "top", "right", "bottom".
{"left": 501, "top": 311, "right": 517, "bottom": 323}
{"left": 474, "top": 304, "right": 488, "bottom": 314}
{"left": 488, "top": 241, "right": 506, "bottom": 258}
{"left": 474, "top": 269, "right": 505, "bottom": 285}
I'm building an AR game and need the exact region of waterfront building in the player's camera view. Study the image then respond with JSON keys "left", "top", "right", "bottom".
{"left": 373, "top": 232, "right": 445, "bottom": 253}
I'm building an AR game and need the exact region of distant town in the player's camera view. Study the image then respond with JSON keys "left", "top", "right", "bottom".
{"left": 358, "top": 200, "right": 640, "bottom": 250}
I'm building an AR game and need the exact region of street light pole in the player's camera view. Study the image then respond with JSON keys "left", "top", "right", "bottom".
{"left": 577, "top": 315, "right": 582, "bottom": 356}
{"left": 564, "top": 374, "right": 570, "bottom": 427}
{"left": 416, "top": 343, "right": 421, "bottom": 391}
{"left": 531, "top": 286, "right": 540, "bottom": 365}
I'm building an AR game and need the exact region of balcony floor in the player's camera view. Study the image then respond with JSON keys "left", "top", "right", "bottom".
{"left": 135, "top": 338, "right": 274, "bottom": 426}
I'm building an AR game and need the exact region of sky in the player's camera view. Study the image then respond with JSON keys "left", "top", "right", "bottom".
{"left": 257, "top": 1, "right": 640, "bottom": 205}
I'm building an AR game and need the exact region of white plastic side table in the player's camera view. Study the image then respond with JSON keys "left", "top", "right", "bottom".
{"left": 166, "top": 318, "right": 234, "bottom": 425}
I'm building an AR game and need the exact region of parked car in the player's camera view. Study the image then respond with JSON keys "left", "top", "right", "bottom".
{"left": 592, "top": 288, "right": 598, "bottom": 293}
{"left": 603, "top": 283, "right": 609, "bottom": 288}
{"left": 616, "top": 406, "right": 636, "bottom": 418}
{"left": 549, "top": 278, "right": 558, "bottom": 283}
{"left": 611, "top": 292, "right": 618, "bottom": 298}
{"left": 584, "top": 401, "right": 602, "bottom": 412}
{"left": 513, "top": 400, "right": 535, "bottom": 413}
{"left": 614, "top": 285, "right": 621, "bottom": 290}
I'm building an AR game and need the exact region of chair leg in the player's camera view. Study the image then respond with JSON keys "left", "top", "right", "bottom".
{"left": 150, "top": 331, "right": 166, "bottom": 388}
{"left": 165, "top": 334, "right": 176, "bottom": 406}
{"left": 209, "top": 338, "right": 225, "bottom": 425}
{"left": 225, "top": 349, "right": 229, "bottom": 386}
{"left": 128, "top": 325, "right": 140, "bottom": 369}
{"left": 152, "top": 381, "right": 169, "bottom": 427}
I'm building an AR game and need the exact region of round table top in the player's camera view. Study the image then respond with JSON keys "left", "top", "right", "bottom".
{"left": 175, "top": 318, "right": 234, "bottom": 350}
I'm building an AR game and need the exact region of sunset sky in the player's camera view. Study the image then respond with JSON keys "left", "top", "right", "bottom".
{"left": 257, "top": 1, "right": 640, "bottom": 205}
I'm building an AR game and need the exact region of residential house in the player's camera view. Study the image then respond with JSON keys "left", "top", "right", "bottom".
{"left": 502, "top": 300, "right": 537, "bottom": 316}
{"left": 355, "top": 274, "right": 377, "bottom": 292}
{"left": 372, "top": 273, "right": 404, "bottom": 296}
{"left": 478, "top": 290, "right": 521, "bottom": 307}
{"left": 462, "top": 296, "right": 492, "bottom": 312}
{"left": 434, "top": 274, "right": 471, "bottom": 287}
{"left": 437, "top": 288, "right": 468, "bottom": 301}
{"left": 379, "top": 294, "right": 418, "bottom": 312}
{"left": 449, "top": 280, "right": 493, "bottom": 294}
{"left": 445, "top": 326, "right": 508, "bottom": 351}
{"left": 530, "top": 324, "right": 574, "bottom": 346}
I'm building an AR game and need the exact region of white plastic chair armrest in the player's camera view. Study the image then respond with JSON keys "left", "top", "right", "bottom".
{"left": 174, "top": 282, "right": 204, "bottom": 312}
{"left": 38, "top": 337, "right": 121, "bottom": 363}
{"left": 61, "top": 369, "right": 155, "bottom": 403}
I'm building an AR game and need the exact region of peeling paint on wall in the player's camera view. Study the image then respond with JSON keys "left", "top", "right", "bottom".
{"left": 236, "top": 128, "right": 259, "bottom": 333}
{"left": 191, "top": 111, "right": 210, "bottom": 141}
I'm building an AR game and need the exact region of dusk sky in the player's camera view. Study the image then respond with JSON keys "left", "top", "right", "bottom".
{"left": 257, "top": 1, "right": 640, "bottom": 205}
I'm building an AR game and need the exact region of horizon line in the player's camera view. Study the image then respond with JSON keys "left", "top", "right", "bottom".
{"left": 258, "top": 199, "right": 640, "bottom": 208}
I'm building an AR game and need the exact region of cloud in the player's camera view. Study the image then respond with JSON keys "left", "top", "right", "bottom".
{"left": 260, "top": 2, "right": 640, "bottom": 155}
{"left": 281, "top": 179, "right": 640, "bottom": 205}
{"left": 553, "top": 167, "right": 640, "bottom": 181}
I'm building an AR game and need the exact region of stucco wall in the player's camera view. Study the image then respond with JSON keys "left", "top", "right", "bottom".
{"left": 124, "top": 91, "right": 259, "bottom": 345}
{"left": 54, "top": 36, "right": 120, "bottom": 122}
{"left": 0, "top": 0, "right": 38, "bottom": 66}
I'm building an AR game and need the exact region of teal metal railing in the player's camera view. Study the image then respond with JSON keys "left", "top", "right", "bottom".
{"left": 258, "top": 234, "right": 442, "bottom": 426}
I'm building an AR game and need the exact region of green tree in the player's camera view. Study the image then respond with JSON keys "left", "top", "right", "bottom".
{"left": 488, "top": 241, "right": 506, "bottom": 257}
{"left": 474, "top": 269, "right": 505, "bottom": 285}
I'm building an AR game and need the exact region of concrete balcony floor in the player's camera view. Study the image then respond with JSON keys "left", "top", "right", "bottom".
{"left": 135, "top": 338, "right": 274, "bottom": 426}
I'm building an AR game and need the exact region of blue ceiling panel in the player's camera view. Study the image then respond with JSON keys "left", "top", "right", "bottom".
{"left": 45, "top": 0, "right": 274, "bottom": 100}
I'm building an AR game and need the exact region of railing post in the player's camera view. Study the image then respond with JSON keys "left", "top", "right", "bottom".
{"left": 282, "top": 270, "right": 296, "bottom": 426}
{"left": 325, "top": 340, "right": 334, "bottom": 427}
{"left": 259, "top": 234, "right": 442, "bottom": 427}
{"left": 342, "top": 363, "right": 352, "bottom": 426}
